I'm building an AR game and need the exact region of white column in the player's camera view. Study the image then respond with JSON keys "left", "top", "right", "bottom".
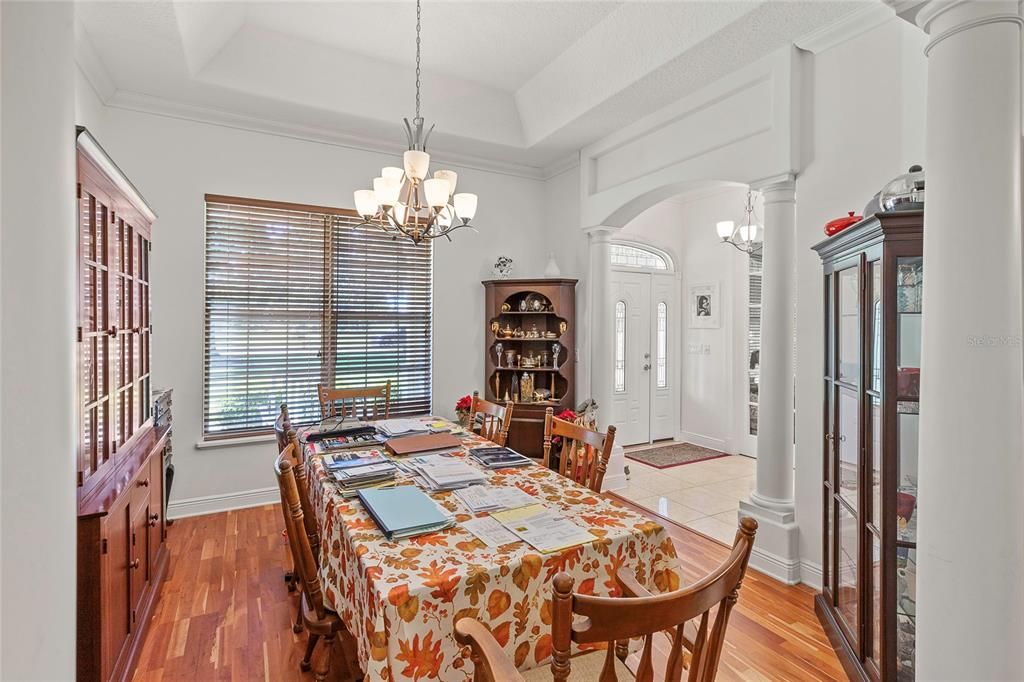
{"left": 1, "top": 2, "right": 78, "bottom": 679}
{"left": 585, "top": 226, "right": 616, "bottom": 429}
{"left": 912, "top": 2, "right": 1024, "bottom": 679}
{"left": 739, "top": 177, "right": 799, "bottom": 583}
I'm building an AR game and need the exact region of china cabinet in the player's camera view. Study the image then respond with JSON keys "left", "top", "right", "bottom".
{"left": 76, "top": 127, "right": 168, "bottom": 682}
{"left": 482, "top": 279, "right": 577, "bottom": 458}
{"left": 812, "top": 210, "right": 922, "bottom": 682}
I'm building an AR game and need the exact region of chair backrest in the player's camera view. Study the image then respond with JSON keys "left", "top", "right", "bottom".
{"left": 317, "top": 382, "right": 391, "bottom": 420}
{"left": 470, "top": 391, "right": 513, "bottom": 446}
{"left": 542, "top": 407, "right": 616, "bottom": 493}
{"left": 285, "top": 428, "right": 321, "bottom": 561}
{"left": 551, "top": 518, "right": 758, "bottom": 682}
{"left": 275, "top": 452, "right": 329, "bottom": 621}
{"left": 274, "top": 403, "right": 291, "bottom": 451}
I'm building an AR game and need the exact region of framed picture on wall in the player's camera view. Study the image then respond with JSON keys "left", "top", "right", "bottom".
{"left": 689, "top": 282, "right": 719, "bottom": 329}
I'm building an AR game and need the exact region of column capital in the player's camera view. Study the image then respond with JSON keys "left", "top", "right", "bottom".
{"left": 915, "top": 0, "right": 1022, "bottom": 55}
{"left": 582, "top": 225, "right": 618, "bottom": 242}
{"left": 749, "top": 173, "right": 796, "bottom": 202}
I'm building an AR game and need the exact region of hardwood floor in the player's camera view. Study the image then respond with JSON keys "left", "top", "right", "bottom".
{"left": 133, "top": 503, "right": 843, "bottom": 682}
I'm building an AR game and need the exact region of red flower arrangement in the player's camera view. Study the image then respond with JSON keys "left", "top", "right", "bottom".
{"left": 455, "top": 395, "right": 473, "bottom": 414}
{"left": 552, "top": 409, "right": 577, "bottom": 447}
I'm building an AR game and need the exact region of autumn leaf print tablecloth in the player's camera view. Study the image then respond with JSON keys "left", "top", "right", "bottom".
{"left": 307, "top": 422, "right": 682, "bottom": 681}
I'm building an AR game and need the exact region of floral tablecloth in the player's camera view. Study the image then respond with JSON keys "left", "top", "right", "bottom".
{"left": 306, "top": 419, "right": 682, "bottom": 681}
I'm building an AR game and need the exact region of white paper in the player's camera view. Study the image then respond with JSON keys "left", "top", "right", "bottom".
{"left": 454, "top": 486, "right": 536, "bottom": 513}
{"left": 493, "top": 504, "right": 596, "bottom": 554}
{"left": 461, "top": 517, "right": 521, "bottom": 547}
{"left": 376, "top": 418, "right": 429, "bottom": 436}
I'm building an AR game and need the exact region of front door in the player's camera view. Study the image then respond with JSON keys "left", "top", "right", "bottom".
{"left": 610, "top": 270, "right": 677, "bottom": 446}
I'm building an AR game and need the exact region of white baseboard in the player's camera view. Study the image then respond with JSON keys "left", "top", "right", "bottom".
{"left": 167, "top": 486, "right": 278, "bottom": 520}
{"left": 799, "top": 560, "right": 823, "bottom": 591}
{"left": 748, "top": 545, "right": 803, "bottom": 585}
{"left": 678, "top": 431, "right": 731, "bottom": 453}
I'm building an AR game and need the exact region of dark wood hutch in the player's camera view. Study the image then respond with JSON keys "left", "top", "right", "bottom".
{"left": 75, "top": 127, "right": 168, "bottom": 682}
{"left": 812, "top": 211, "right": 922, "bottom": 682}
{"left": 482, "top": 278, "right": 577, "bottom": 458}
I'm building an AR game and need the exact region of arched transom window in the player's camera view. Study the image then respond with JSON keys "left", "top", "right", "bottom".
{"left": 609, "top": 242, "right": 671, "bottom": 271}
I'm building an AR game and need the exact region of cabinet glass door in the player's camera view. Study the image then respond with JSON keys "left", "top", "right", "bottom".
{"left": 895, "top": 256, "right": 921, "bottom": 681}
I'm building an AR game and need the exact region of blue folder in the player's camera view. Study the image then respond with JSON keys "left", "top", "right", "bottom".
{"left": 357, "top": 486, "right": 451, "bottom": 539}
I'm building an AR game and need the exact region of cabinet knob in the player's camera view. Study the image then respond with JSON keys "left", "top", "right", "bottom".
{"left": 130, "top": 559, "right": 140, "bottom": 570}
{"left": 137, "top": 478, "right": 150, "bottom": 488}
{"left": 149, "top": 513, "right": 159, "bottom": 527}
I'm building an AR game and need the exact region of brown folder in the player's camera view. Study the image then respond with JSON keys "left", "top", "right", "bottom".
{"left": 384, "top": 432, "right": 463, "bottom": 457}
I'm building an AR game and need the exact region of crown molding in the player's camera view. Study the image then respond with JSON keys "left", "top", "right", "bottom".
{"left": 794, "top": 2, "right": 896, "bottom": 54}
{"left": 541, "top": 153, "right": 581, "bottom": 181}
{"left": 104, "top": 90, "right": 561, "bottom": 181}
{"left": 75, "top": 23, "right": 116, "bottom": 102}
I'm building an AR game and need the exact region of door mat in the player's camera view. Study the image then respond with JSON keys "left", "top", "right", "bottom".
{"left": 625, "top": 442, "right": 730, "bottom": 469}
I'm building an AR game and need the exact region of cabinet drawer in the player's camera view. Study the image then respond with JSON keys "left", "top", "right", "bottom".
{"left": 130, "top": 460, "right": 155, "bottom": 511}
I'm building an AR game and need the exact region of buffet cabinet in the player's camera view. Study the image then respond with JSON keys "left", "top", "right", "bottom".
{"left": 76, "top": 127, "right": 167, "bottom": 682}
{"left": 483, "top": 279, "right": 577, "bottom": 457}
{"left": 812, "top": 211, "right": 922, "bottom": 682}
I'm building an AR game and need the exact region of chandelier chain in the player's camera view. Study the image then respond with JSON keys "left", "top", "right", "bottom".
{"left": 415, "top": 0, "right": 422, "bottom": 120}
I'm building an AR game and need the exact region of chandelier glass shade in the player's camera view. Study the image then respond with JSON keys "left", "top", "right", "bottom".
{"left": 717, "top": 190, "right": 763, "bottom": 254}
{"left": 352, "top": 0, "right": 478, "bottom": 244}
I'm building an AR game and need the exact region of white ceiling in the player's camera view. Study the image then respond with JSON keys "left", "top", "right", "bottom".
{"left": 76, "top": 0, "right": 874, "bottom": 176}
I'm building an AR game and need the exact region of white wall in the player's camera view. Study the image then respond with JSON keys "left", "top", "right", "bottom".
{"left": 76, "top": 79, "right": 550, "bottom": 512}
{"left": 1, "top": 2, "right": 78, "bottom": 678}
{"left": 619, "top": 187, "right": 752, "bottom": 454}
{"left": 793, "top": 17, "right": 927, "bottom": 581}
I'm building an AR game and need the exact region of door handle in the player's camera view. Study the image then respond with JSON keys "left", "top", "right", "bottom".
{"left": 130, "top": 559, "right": 140, "bottom": 570}
{"left": 642, "top": 364, "right": 651, "bottom": 371}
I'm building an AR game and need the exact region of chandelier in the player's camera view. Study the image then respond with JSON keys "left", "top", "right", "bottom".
{"left": 716, "top": 190, "right": 763, "bottom": 254}
{"left": 352, "top": 0, "right": 478, "bottom": 244}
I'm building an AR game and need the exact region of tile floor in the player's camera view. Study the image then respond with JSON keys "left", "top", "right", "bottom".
{"left": 614, "top": 445, "right": 756, "bottom": 545}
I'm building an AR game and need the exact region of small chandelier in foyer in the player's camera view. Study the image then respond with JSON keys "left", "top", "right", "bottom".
{"left": 352, "top": 0, "right": 478, "bottom": 244}
{"left": 716, "top": 190, "right": 763, "bottom": 255}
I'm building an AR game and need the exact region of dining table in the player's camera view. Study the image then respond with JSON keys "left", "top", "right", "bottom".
{"left": 305, "top": 416, "right": 683, "bottom": 681}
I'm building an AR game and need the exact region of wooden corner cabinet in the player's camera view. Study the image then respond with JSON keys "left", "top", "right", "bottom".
{"left": 482, "top": 279, "right": 577, "bottom": 458}
{"left": 76, "top": 127, "right": 168, "bottom": 682}
{"left": 812, "top": 210, "right": 922, "bottom": 682}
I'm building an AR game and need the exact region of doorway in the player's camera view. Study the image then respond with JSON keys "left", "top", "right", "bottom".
{"left": 609, "top": 258, "right": 677, "bottom": 446}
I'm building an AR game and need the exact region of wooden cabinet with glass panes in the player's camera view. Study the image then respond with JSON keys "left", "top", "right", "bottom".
{"left": 76, "top": 127, "right": 168, "bottom": 682}
{"left": 812, "top": 210, "right": 922, "bottom": 682}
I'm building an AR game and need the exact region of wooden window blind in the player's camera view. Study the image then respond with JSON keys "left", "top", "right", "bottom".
{"left": 203, "top": 196, "right": 432, "bottom": 438}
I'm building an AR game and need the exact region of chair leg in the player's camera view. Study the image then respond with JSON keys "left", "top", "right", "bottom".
{"left": 315, "top": 633, "right": 335, "bottom": 682}
{"left": 285, "top": 570, "right": 296, "bottom": 592}
{"left": 300, "top": 634, "right": 320, "bottom": 673}
{"left": 292, "top": 601, "right": 304, "bottom": 634}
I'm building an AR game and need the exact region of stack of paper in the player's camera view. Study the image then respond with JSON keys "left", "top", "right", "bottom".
{"left": 491, "top": 504, "right": 596, "bottom": 554}
{"left": 453, "top": 485, "right": 536, "bottom": 513}
{"left": 375, "top": 419, "right": 429, "bottom": 438}
{"left": 358, "top": 486, "right": 455, "bottom": 540}
{"left": 324, "top": 449, "right": 386, "bottom": 470}
{"left": 405, "top": 455, "right": 488, "bottom": 491}
{"left": 468, "top": 446, "right": 534, "bottom": 469}
{"left": 332, "top": 461, "right": 399, "bottom": 497}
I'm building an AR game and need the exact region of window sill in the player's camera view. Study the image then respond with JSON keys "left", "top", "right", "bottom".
{"left": 195, "top": 433, "right": 275, "bottom": 450}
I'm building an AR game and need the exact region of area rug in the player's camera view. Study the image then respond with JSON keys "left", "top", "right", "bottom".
{"left": 625, "top": 442, "right": 730, "bottom": 469}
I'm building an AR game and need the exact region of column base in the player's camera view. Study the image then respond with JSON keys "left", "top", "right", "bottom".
{"left": 603, "top": 444, "right": 627, "bottom": 492}
{"left": 737, "top": 497, "right": 801, "bottom": 585}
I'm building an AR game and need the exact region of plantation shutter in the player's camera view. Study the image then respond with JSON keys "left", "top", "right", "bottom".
{"left": 202, "top": 195, "right": 433, "bottom": 439}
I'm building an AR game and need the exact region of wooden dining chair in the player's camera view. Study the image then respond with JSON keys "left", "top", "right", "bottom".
{"left": 542, "top": 407, "right": 616, "bottom": 493}
{"left": 469, "top": 391, "right": 514, "bottom": 446}
{"left": 275, "top": 423, "right": 322, "bottom": 634}
{"left": 455, "top": 517, "right": 758, "bottom": 682}
{"left": 274, "top": 404, "right": 300, "bottom": 596}
{"left": 318, "top": 382, "right": 392, "bottom": 420}
{"left": 276, "top": 454, "right": 362, "bottom": 681}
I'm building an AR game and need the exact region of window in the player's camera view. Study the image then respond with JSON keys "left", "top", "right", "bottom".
{"left": 748, "top": 250, "right": 762, "bottom": 435}
{"left": 656, "top": 301, "right": 668, "bottom": 388}
{"left": 610, "top": 242, "right": 669, "bottom": 270}
{"left": 614, "top": 301, "right": 626, "bottom": 392}
{"left": 203, "top": 196, "right": 432, "bottom": 438}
